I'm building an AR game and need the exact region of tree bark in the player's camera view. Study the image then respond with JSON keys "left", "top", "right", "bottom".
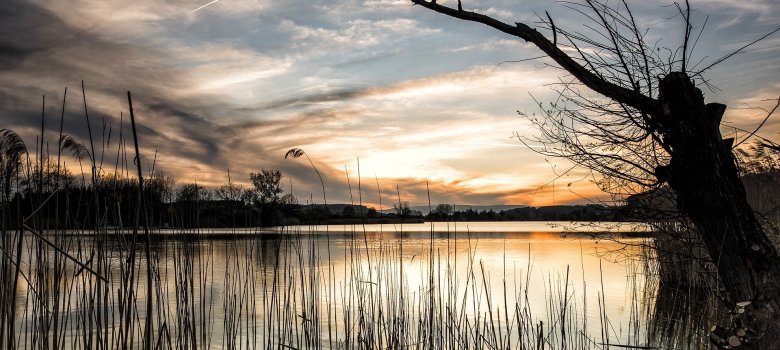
{"left": 655, "top": 73, "right": 780, "bottom": 349}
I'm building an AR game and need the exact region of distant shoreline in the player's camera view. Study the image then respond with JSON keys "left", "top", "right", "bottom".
{"left": 35, "top": 220, "right": 655, "bottom": 240}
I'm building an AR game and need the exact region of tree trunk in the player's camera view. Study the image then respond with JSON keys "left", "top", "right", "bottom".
{"left": 656, "top": 72, "right": 780, "bottom": 349}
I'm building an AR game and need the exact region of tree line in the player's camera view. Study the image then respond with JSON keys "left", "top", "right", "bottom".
{"left": 3, "top": 127, "right": 777, "bottom": 230}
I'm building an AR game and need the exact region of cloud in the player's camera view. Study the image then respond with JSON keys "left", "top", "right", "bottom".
{"left": 262, "top": 64, "right": 555, "bottom": 110}
{"left": 278, "top": 17, "right": 440, "bottom": 53}
{"left": 2, "top": 0, "right": 778, "bottom": 208}
{"left": 363, "top": 0, "right": 409, "bottom": 9}
{"left": 480, "top": 7, "right": 514, "bottom": 20}
{"left": 0, "top": 0, "right": 237, "bottom": 177}
{"left": 447, "top": 38, "right": 526, "bottom": 53}
{"left": 694, "top": 0, "right": 778, "bottom": 25}
{"left": 721, "top": 86, "right": 780, "bottom": 143}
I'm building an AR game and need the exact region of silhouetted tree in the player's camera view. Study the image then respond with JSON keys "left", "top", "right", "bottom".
{"left": 214, "top": 183, "right": 243, "bottom": 202}
{"left": 146, "top": 171, "right": 176, "bottom": 204}
{"left": 249, "top": 169, "right": 283, "bottom": 205}
{"left": 412, "top": 0, "right": 780, "bottom": 346}
{"left": 393, "top": 201, "right": 413, "bottom": 218}
{"left": 279, "top": 193, "right": 298, "bottom": 205}
{"left": 21, "top": 158, "right": 76, "bottom": 193}
{"left": 176, "top": 183, "right": 210, "bottom": 202}
{"left": 430, "top": 203, "right": 453, "bottom": 219}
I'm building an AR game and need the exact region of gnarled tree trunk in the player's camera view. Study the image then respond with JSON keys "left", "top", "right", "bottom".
{"left": 656, "top": 72, "right": 780, "bottom": 349}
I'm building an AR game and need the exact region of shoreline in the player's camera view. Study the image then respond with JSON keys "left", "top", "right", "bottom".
{"left": 30, "top": 220, "right": 655, "bottom": 240}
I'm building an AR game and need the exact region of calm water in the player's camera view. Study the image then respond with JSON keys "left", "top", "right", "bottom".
{"left": 11, "top": 221, "right": 655, "bottom": 349}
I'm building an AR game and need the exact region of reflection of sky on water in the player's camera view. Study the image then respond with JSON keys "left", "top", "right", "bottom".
{"left": 15, "top": 222, "right": 652, "bottom": 347}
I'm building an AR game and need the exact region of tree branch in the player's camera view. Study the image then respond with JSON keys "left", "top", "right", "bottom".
{"left": 411, "top": 0, "right": 660, "bottom": 115}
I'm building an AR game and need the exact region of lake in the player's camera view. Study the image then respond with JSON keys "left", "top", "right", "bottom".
{"left": 9, "top": 221, "right": 668, "bottom": 349}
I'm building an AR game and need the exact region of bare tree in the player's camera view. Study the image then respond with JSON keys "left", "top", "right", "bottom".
{"left": 411, "top": 0, "right": 780, "bottom": 347}
{"left": 176, "top": 183, "right": 210, "bottom": 202}
{"left": 215, "top": 183, "right": 244, "bottom": 202}
{"left": 432, "top": 203, "right": 453, "bottom": 218}
{"left": 393, "top": 200, "right": 413, "bottom": 218}
{"left": 146, "top": 171, "right": 176, "bottom": 204}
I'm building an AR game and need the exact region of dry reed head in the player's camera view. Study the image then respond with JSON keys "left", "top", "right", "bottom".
{"left": 284, "top": 148, "right": 305, "bottom": 160}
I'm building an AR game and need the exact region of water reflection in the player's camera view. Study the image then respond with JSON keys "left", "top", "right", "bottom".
{"left": 7, "top": 222, "right": 700, "bottom": 349}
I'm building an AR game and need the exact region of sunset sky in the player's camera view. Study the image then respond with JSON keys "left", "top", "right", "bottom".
{"left": 2, "top": 0, "right": 778, "bottom": 208}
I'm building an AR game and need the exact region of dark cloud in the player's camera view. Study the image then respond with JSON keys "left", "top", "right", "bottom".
{"left": 0, "top": 45, "right": 33, "bottom": 72}
{"left": 0, "top": 0, "right": 64, "bottom": 70}
{"left": 143, "top": 103, "right": 220, "bottom": 157}
{"left": 262, "top": 88, "right": 370, "bottom": 110}
{"left": 0, "top": 0, "right": 245, "bottom": 179}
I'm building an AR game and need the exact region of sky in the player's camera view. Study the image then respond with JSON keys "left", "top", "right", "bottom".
{"left": 1, "top": 0, "right": 778, "bottom": 208}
